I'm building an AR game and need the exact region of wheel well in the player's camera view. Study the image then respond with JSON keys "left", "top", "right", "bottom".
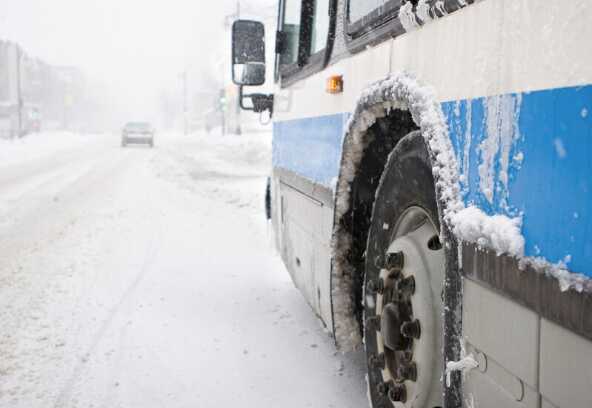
{"left": 331, "top": 72, "right": 462, "bottom": 360}
{"left": 347, "top": 110, "right": 419, "bottom": 338}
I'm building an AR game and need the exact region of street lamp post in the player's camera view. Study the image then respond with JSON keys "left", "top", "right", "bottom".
{"left": 15, "top": 46, "right": 23, "bottom": 138}
{"left": 182, "top": 70, "right": 188, "bottom": 135}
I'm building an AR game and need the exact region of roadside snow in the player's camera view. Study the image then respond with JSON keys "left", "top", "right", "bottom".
{"left": 0, "top": 131, "right": 105, "bottom": 167}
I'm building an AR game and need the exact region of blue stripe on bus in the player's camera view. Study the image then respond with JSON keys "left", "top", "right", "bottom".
{"left": 273, "top": 84, "right": 592, "bottom": 277}
{"left": 273, "top": 113, "right": 348, "bottom": 187}
{"left": 444, "top": 85, "right": 592, "bottom": 275}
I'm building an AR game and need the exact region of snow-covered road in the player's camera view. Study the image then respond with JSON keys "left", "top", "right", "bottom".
{"left": 0, "top": 132, "right": 366, "bottom": 408}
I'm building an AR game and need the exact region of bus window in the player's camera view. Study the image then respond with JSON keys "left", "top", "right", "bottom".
{"left": 350, "top": 0, "right": 390, "bottom": 23}
{"left": 311, "top": 0, "right": 330, "bottom": 54}
{"left": 281, "top": 0, "right": 302, "bottom": 66}
{"left": 347, "top": 0, "right": 399, "bottom": 36}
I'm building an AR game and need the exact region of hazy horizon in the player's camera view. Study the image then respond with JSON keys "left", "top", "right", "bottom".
{"left": 0, "top": 0, "right": 275, "bottom": 122}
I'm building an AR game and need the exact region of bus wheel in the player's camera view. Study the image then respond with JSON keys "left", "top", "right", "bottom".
{"left": 364, "top": 131, "right": 444, "bottom": 408}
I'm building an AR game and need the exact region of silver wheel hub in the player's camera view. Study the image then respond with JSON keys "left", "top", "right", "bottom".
{"left": 370, "top": 207, "right": 445, "bottom": 407}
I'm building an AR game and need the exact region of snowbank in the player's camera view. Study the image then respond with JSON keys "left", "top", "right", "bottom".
{"left": 0, "top": 132, "right": 105, "bottom": 167}
{"left": 181, "top": 130, "right": 272, "bottom": 176}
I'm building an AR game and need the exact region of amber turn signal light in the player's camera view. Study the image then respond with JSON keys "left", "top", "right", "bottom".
{"left": 326, "top": 75, "right": 343, "bottom": 94}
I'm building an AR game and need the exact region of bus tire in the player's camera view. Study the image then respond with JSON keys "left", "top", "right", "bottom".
{"left": 364, "top": 130, "right": 445, "bottom": 408}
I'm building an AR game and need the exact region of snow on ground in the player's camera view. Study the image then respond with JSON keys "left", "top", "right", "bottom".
{"left": 0, "top": 131, "right": 106, "bottom": 167}
{"left": 0, "top": 131, "right": 367, "bottom": 408}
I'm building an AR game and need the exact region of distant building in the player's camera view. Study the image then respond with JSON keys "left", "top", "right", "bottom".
{"left": 0, "top": 41, "right": 21, "bottom": 138}
{"left": 51, "top": 66, "right": 87, "bottom": 130}
{"left": 0, "top": 40, "right": 92, "bottom": 138}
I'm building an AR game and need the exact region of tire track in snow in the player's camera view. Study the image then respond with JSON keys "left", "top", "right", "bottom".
{"left": 52, "top": 186, "right": 164, "bottom": 408}
{"left": 0, "top": 152, "right": 135, "bottom": 404}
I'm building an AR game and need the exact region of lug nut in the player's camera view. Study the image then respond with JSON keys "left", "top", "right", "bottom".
{"left": 402, "top": 350, "right": 414, "bottom": 361}
{"left": 385, "top": 251, "right": 404, "bottom": 270}
{"left": 397, "top": 275, "right": 416, "bottom": 296}
{"left": 388, "top": 270, "right": 401, "bottom": 281}
{"left": 387, "top": 383, "right": 407, "bottom": 402}
{"left": 366, "top": 316, "right": 381, "bottom": 331}
{"left": 376, "top": 381, "right": 391, "bottom": 397}
{"left": 367, "top": 278, "right": 384, "bottom": 294}
{"left": 367, "top": 279, "right": 376, "bottom": 293}
{"left": 369, "top": 352, "right": 385, "bottom": 369}
{"left": 374, "top": 255, "right": 384, "bottom": 269}
{"left": 397, "top": 361, "right": 417, "bottom": 382}
{"left": 401, "top": 319, "right": 421, "bottom": 339}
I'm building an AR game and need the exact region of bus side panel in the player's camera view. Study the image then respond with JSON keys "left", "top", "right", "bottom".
{"left": 462, "top": 264, "right": 592, "bottom": 408}
{"left": 271, "top": 114, "right": 347, "bottom": 328}
{"left": 270, "top": 178, "right": 334, "bottom": 328}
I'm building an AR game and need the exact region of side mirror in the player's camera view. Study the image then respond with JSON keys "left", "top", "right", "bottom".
{"left": 231, "top": 20, "right": 265, "bottom": 86}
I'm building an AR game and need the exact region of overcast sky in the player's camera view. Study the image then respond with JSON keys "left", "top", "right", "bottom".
{"left": 0, "top": 0, "right": 275, "bottom": 120}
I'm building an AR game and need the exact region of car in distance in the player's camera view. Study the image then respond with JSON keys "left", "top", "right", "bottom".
{"left": 121, "top": 122, "right": 154, "bottom": 147}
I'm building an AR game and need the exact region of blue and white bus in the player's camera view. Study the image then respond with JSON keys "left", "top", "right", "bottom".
{"left": 231, "top": 1, "right": 592, "bottom": 407}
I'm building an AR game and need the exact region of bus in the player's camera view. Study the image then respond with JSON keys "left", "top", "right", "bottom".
{"left": 230, "top": 1, "right": 592, "bottom": 407}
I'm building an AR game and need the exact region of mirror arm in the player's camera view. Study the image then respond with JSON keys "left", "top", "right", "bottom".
{"left": 239, "top": 85, "right": 255, "bottom": 111}
{"left": 239, "top": 85, "right": 274, "bottom": 117}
